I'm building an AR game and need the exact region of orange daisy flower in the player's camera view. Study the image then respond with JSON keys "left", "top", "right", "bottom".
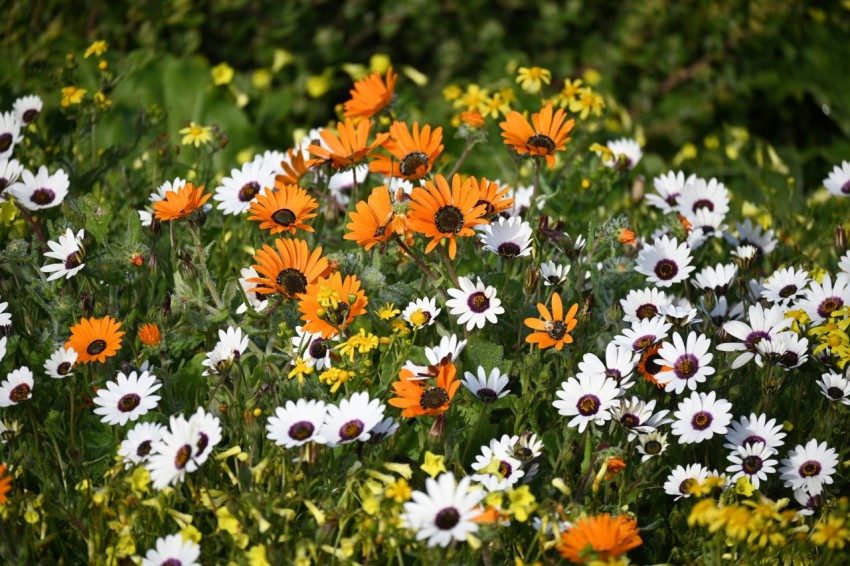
{"left": 307, "top": 118, "right": 389, "bottom": 170}
{"left": 152, "top": 183, "right": 211, "bottom": 222}
{"left": 388, "top": 363, "right": 460, "bottom": 418}
{"left": 344, "top": 67, "right": 397, "bottom": 119}
{"left": 138, "top": 323, "right": 162, "bottom": 347}
{"left": 65, "top": 315, "right": 125, "bottom": 364}
{"left": 556, "top": 514, "right": 642, "bottom": 563}
{"left": 469, "top": 177, "right": 515, "bottom": 219}
{"left": 297, "top": 272, "right": 368, "bottom": 338}
{"left": 275, "top": 147, "right": 311, "bottom": 187}
{"left": 407, "top": 174, "right": 487, "bottom": 259}
{"left": 524, "top": 293, "right": 579, "bottom": 350}
{"left": 637, "top": 343, "right": 665, "bottom": 388}
{"left": 248, "top": 238, "right": 329, "bottom": 299}
{"left": 500, "top": 103, "right": 575, "bottom": 167}
{"left": 247, "top": 185, "right": 319, "bottom": 235}
{"left": 344, "top": 186, "right": 396, "bottom": 250}
{"left": 369, "top": 121, "right": 444, "bottom": 181}
{"left": 0, "top": 464, "right": 11, "bottom": 505}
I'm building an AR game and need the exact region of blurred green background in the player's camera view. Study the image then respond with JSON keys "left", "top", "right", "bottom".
{"left": 1, "top": 0, "right": 847, "bottom": 194}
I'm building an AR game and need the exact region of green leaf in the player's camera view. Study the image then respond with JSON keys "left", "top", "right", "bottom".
{"left": 463, "top": 335, "right": 504, "bottom": 373}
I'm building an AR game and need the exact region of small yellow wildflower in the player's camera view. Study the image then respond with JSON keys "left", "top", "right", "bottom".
{"left": 516, "top": 66, "right": 552, "bottom": 94}
{"left": 377, "top": 303, "right": 400, "bottom": 320}
{"left": 211, "top": 63, "right": 235, "bottom": 86}
{"left": 93, "top": 92, "right": 111, "bottom": 109}
{"left": 559, "top": 79, "right": 584, "bottom": 104}
{"left": 718, "top": 505, "right": 752, "bottom": 541}
{"left": 252, "top": 69, "right": 272, "bottom": 89}
{"left": 179, "top": 122, "right": 213, "bottom": 148}
{"left": 506, "top": 486, "right": 536, "bottom": 522}
{"left": 272, "top": 49, "right": 294, "bottom": 72}
{"left": 583, "top": 68, "right": 602, "bottom": 86}
{"left": 408, "top": 309, "right": 428, "bottom": 328}
{"left": 61, "top": 86, "right": 87, "bottom": 108}
{"left": 391, "top": 318, "right": 410, "bottom": 336}
{"left": 480, "top": 93, "right": 511, "bottom": 119}
{"left": 318, "top": 367, "right": 355, "bottom": 393}
{"left": 246, "top": 544, "right": 271, "bottom": 566}
{"left": 84, "top": 40, "right": 108, "bottom": 58}
{"left": 811, "top": 514, "right": 850, "bottom": 549}
{"left": 338, "top": 329, "right": 379, "bottom": 362}
{"left": 735, "top": 476, "right": 755, "bottom": 497}
{"left": 305, "top": 69, "right": 333, "bottom": 98}
{"left": 454, "top": 84, "right": 490, "bottom": 112}
{"left": 385, "top": 478, "right": 412, "bottom": 503}
{"left": 687, "top": 498, "right": 720, "bottom": 527}
{"left": 442, "top": 84, "right": 462, "bottom": 102}
{"left": 498, "top": 87, "right": 516, "bottom": 105}
{"left": 421, "top": 451, "right": 447, "bottom": 478}
{"left": 180, "top": 524, "right": 202, "bottom": 544}
{"left": 288, "top": 358, "right": 314, "bottom": 383}
{"left": 98, "top": 60, "right": 108, "bottom": 71}
{"left": 316, "top": 287, "right": 341, "bottom": 309}
{"left": 589, "top": 142, "right": 615, "bottom": 162}
{"left": 569, "top": 88, "right": 605, "bottom": 120}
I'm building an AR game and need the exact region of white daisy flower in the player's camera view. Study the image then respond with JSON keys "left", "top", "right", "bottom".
{"left": 702, "top": 296, "right": 745, "bottom": 327}
{"left": 202, "top": 326, "right": 250, "bottom": 376}
{"left": 716, "top": 304, "right": 792, "bottom": 368}
{"left": 150, "top": 177, "right": 187, "bottom": 203}
{"left": 405, "top": 334, "right": 468, "bottom": 379}
{"left": 478, "top": 216, "right": 534, "bottom": 258}
{"left": 603, "top": 137, "right": 642, "bottom": 170}
{"left": 321, "top": 391, "right": 385, "bottom": 446}
{"left": 694, "top": 263, "right": 737, "bottom": 295}
{"left": 7, "top": 165, "right": 69, "bottom": 210}
{"left": 0, "top": 158, "right": 24, "bottom": 195}
{"left": 726, "top": 442, "right": 777, "bottom": 489}
{"left": 684, "top": 208, "right": 728, "bottom": 243}
{"left": 659, "top": 303, "right": 702, "bottom": 329}
{"left": 0, "top": 366, "right": 34, "bottom": 407}
{"left": 839, "top": 250, "right": 850, "bottom": 278}
{"left": 253, "top": 149, "right": 286, "bottom": 175}
{"left": 823, "top": 160, "right": 850, "bottom": 197}
{"left": 635, "top": 235, "right": 695, "bottom": 287}
{"left": 576, "top": 342, "right": 638, "bottom": 390}
{"left": 370, "top": 417, "right": 400, "bottom": 442}
{"left": 445, "top": 276, "right": 505, "bottom": 330}
{"left": 646, "top": 171, "right": 696, "bottom": 214}
{"left": 663, "top": 463, "right": 711, "bottom": 500}
{"left": 754, "top": 331, "right": 809, "bottom": 370}
{"left": 236, "top": 266, "right": 269, "bottom": 314}
{"left": 188, "top": 406, "right": 222, "bottom": 465}
{"left": 471, "top": 439, "right": 525, "bottom": 492}
{"left": 13, "top": 94, "right": 43, "bottom": 126}
{"left": 0, "top": 112, "right": 22, "bottom": 159}
{"left": 402, "top": 472, "right": 485, "bottom": 548}
{"left": 797, "top": 274, "right": 850, "bottom": 326}
{"left": 384, "top": 175, "right": 417, "bottom": 198}
{"left": 290, "top": 326, "right": 337, "bottom": 370}
{"left": 817, "top": 371, "right": 850, "bottom": 405}
{"left": 93, "top": 370, "right": 162, "bottom": 426}
{"left": 44, "top": 345, "right": 78, "bottom": 378}
{"left": 118, "top": 421, "right": 166, "bottom": 468}
{"left": 725, "top": 219, "right": 777, "bottom": 257}
{"left": 611, "top": 397, "right": 671, "bottom": 440}
{"left": 266, "top": 399, "right": 328, "bottom": 448}
{"left": 214, "top": 159, "right": 276, "bottom": 215}
{"left": 506, "top": 184, "right": 535, "bottom": 216}
{"left": 620, "top": 287, "right": 671, "bottom": 322}
{"left": 41, "top": 228, "right": 86, "bottom": 281}
{"left": 142, "top": 533, "right": 201, "bottom": 566}
{"left": 510, "top": 432, "right": 544, "bottom": 463}
{"left": 724, "top": 413, "right": 786, "bottom": 455}
{"left": 0, "top": 296, "right": 11, "bottom": 329}
{"left": 779, "top": 439, "right": 839, "bottom": 496}
{"left": 612, "top": 317, "right": 673, "bottom": 352}
{"left": 553, "top": 374, "right": 621, "bottom": 432}
{"left": 731, "top": 245, "right": 758, "bottom": 264}
{"left": 655, "top": 331, "right": 715, "bottom": 393}
{"left": 677, "top": 177, "right": 730, "bottom": 218}
{"left": 462, "top": 366, "right": 510, "bottom": 403}
{"left": 146, "top": 414, "right": 200, "bottom": 490}
{"left": 671, "top": 391, "right": 733, "bottom": 444}
{"left": 0, "top": 337, "right": 5, "bottom": 363}
{"left": 0, "top": 418, "right": 22, "bottom": 443}
{"left": 761, "top": 267, "right": 810, "bottom": 307}
{"left": 636, "top": 430, "right": 668, "bottom": 463}
{"left": 402, "top": 297, "right": 441, "bottom": 328}
{"left": 328, "top": 164, "right": 369, "bottom": 206}
{"left": 540, "top": 260, "right": 570, "bottom": 287}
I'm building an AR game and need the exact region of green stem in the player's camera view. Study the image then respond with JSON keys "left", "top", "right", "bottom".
{"left": 525, "top": 157, "right": 543, "bottom": 222}
{"left": 446, "top": 136, "right": 477, "bottom": 179}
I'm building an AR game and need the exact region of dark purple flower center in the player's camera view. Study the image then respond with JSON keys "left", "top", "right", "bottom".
{"left": 57, "top": 361, "right": 73, "bottom": 376}
{"left": 309, "top": 338, "right": 328, "bottom": 359}
{"left": 117, "top": 393, "right": 141, "bottom": 412}
{"left": 339, "top": 419, "right": 364, "bottom": 441}
{"left": 288, "top": 420, "right": 315, "bottom": 441}
{"left": 635, "top": 303, "right": 658, "bottom": 320}
{"left": 743, "top": 434, "right": 766, "bottom": 447}
{"left": 175, "top": 444, "right": 192, "bottom": 469}
{"left": 22, "top": 109, "right": 39, "bottom": 124}
{"left": 691, "top": 411, "right": 713, "bottom": 431}
{"left": 434, "top": 506, "right": 460, "bottom": 530}
{"left": 654, "top": 259, "right": 678, "bottom": 281}
{"left": 576, "top": 394, "right": 601, "bottom": 416}
{"left": 799, "top": 460, "right": 821, "bottom": 477}
{"left": 31, "top": 188, "right": 56, "bottom": 206}
{"left": 238, "top": 181, "right": 261, "bottom": 202}
{"left": 744, "top": 331, "right": 770, "bottom": 353}
{"left": 0, "top": 133, "right": 11, "bottom": 153}
{"left": 497, "top": 242, "right": 522, "bottom": 257}
{"left": 778, "top": 284, "right": 798, "bottom": 299}
{"left": 674, "top": 354, "right": 699, "bottom": 380}
{"left": 137, "top": 440, "right": 152, "bottom": 457}
{"left": 476, "top": 388, "right": 498, "bottom": 403}
{"left": 620, "top": 414, "right": 640, "bottom": 428}
{"left": 817, "top": 297, "right": 843, "bottom": 319}
{"left": 196, "top": 432, "right": 209, "bottom": 456}
{"left": 742, "top": 455, "right": 763, "bottom": 474}
{"left": 65, "top": 251, "right": 83, "bottom": 270}
{"left": 633, "top": 335, "right": 656, "bottom": 350}
{"left": 692, "top": 199, "right": 714, "bottom": 212}
{"left": 467, "top": 291, "right": 490, "bottom": 313}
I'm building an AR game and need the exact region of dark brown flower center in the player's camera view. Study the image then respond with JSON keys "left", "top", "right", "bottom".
{"left": 117, "top": 393, "right": 141, "bottom": 412}
{"left": 497, "top": 242, "right": 522, "bottom": 257}
{"left": 420, "top": 387, "right": 449, "bottom": 410}
{"left": 400, "top": 152, "right": 429, "bottom": 177}
{"left": 174, "top": 444, "right": 192, "bottom": 469}
{"left": 654, "top": 259, "right": 678, "bottom": 280}
{"left": 87, "top": 339, "right": 107, "bottom": 355}
{"left": 31, "top": 188, "right": 56, "bottom": 205}
{"left": 137, "top": 440, "right": 152, "bottom": 457}
{"left": 827, "top": 386, "right": 845, "bottom": 399}
{"left": 577, "top": 394, "right": 600, "bottom": 416}
{"left": 434, "top": 506, "right": 460, "bottom": 530}
{"left": 467, "top": 291, "right": 490, "bottom": 313}
{"left": 289, "top": 420, "right": 315, "bottom": 441}
{"left": 799, "top": 460, "right": 821, "bottom": 477}
{"left": 526, "top": 133, "right": 555, "bottom": 152}
{"left": 271, "top": 208, "right": 297, "bottom": 226}
{"left": 547, "top": 321, "right": 567, "bottom": 341}
{"left": 339, "top": 419, "right": 364, "bottom": 441}
{"left": 476, "top": 388, "right": 498, "bottom": 403}
{"left": 0, "top": 134, "right": 11, "bottom": 152}
{"left": 238, "top": 181, "right": 261, "bottom": 202}
{"left": 10, "top": 384, "right": 30, "bottom": 402}
{"left": 57, "top": 361, "right": 73, "bottom": 376}
{"left": 22, "top": 109, "right": 39, "bottom": 124}
{"left": 276, "top": 268, "right": 308, "bottom": 296}
{"left": 778, "top": 284, "right": 797, "bottom": 299}
{"left": 742, "top": 455, "right": 763, "bottom": 474}
{"left": 374, "top": 225, "right": 387, "bottom": 237}
{"left": 434, "top": 205, "right": 464, "bottom": 234}
{"left": 161, "top": 559, "right": 182, "bottom": 566}
{"left": 636, "top": 304, "right": 658, "bottom": 320}
{"left": 679, "top": 478, "right": 696, "bottom": 494}
{"left": 644, "top": 440, "right": 662, "bottom": 455}
{"left": 65, "top": 251, "right": 83, "bottom": 270}
{"left": 621, "top": 414, "right": 640, "bottom": 428}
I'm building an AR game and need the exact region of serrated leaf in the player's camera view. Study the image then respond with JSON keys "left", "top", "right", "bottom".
{"left": 463, "top": 335, "right": 504, "bottom": 373}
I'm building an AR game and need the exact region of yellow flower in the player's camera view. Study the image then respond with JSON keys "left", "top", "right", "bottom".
{"left": 179, "top": 122, "right": 213, "bottom": 148}
{"left": 288, "top": 358, "right": 315, "bottom": 383}
{"left": 125, "top": 466, "right": 151, "bottom": 494}
{"left": 516, "top": 66, "right": 552, "bottom": 94}
{"left": 589, "top": 142, "right": 615, "bottom": 162}
{"left": 687, "top": 498, "right": 719, "bottom": 527}
{"left": 181, "top": 524, "right": 202, "bottom": 544}
{"left": 84, "top": 40, "right": 108, "bottom": 58}
{"left": 507, "top": 486, "right": 536, "bottom": 522}
{"left": 316, "top": 287, "right": 341, "bottom": 309}
{"left": 247, "top": 544, "right": 271, "bottom": 566}
{"left": 370, "top": 53, "right": 391, "bottom": 73}
{"left": 442, "top": 84, "right": 462, "bottom": 102}
{"left": 306, "top": 69, "right": 333, "bottom": 98}
{"left": 211, "top": 63, "right": 235, "bottom": 86}
{"left": 559, "top": 79, "right": 584, "bottom": 104}
{"left": 385, "top": 478, "right": 412, "bottom": 503}
{"left": 391, "top": 318, "right": 410, "bottom": 336}
{"left": 569, "top": 88, "right": 605, "bottom": 119}
{"left": 94, "top": 92, "right": 111, "bottom": 109}
{"left": 338, "top": 329, "right": 379, "bottom": 362}
{"left": 455, "top": 84, "right": 490, "bottom": 112}
{"left": 272, "top": 49, "right": 294, "bottom": 72}
{"left": 583, "top": 68, "right": 602, "bottom": 86}
{"left": 735, "top": 476, "right": 755, "bottom": 497}
{"left": 318, "top": 367, "right": 355, "bottom": 393}
{"left": 252, "top": 69, "right": 272, "bottom": 89}
{"left": 811, "top": 515, "right": 850, "bottom": 549}
{"left": 61, "top": 86, "right": 87, "bottom": 108}
{"left": 377, "top": 303, "right": 400, "bottom": 320}
{"left": 421, "top": 451, "right": 447, "bottom": 478}
{"left": 408, "top": 309, "right": 429, "bottom": 328}
{"left": 480, "top": 93, "right": 511, "bottom": 119}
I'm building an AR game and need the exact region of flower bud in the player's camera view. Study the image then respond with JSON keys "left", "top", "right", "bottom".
{"left": 523, "top": 265, "right": 541, "bottom": 295}
{"left": 835, "top": 225, "right": 847, "bottom": 256}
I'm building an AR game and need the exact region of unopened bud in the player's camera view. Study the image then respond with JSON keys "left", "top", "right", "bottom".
{"left": 835, "top": 225, "right": 847, "bottom": 256}
{"left": 80, "top": 292, "right": 95, "bottom": 316}
{"left": 630, "top": 175, "right": 645, "bottom": 203}
{"left": 523, "top": 265, "right": 541, "bottom": 295}
{"left": 161, "top": 289, "right": 172, "bottom": 318}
